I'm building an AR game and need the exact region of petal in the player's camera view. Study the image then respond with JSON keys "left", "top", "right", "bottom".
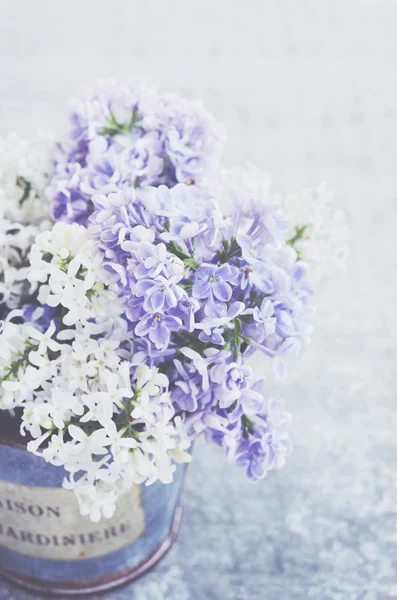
{"left": 192, "top": 279, "right": 210, "bottom": 299}
{"left": 150, "top": 324, "right": 168, "bottom": 348}
{"left": 68, "top": 424, "right": 86, "bottom": 442}
{"left": 150, "top": 290, "right": 165, "bottom": 311}
{"left": 135, "top": 317, "right": 152, "bottom": 337}
{"left": 213, "top": 280, "right": 232, "bottom": 302}
{"left": 228, "top": 301, "right": 245, "bottom": 319}
{"left": 163, "top": 315, "right": 182, "bottom": 331}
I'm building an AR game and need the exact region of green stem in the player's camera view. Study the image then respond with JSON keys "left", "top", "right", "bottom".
{"left": 16, "top": 176, "right": 33, "bottom": 206}
{"left": 287, "top": 225, "right": 308, "bottom": 247}
{"left": 0, "top": 342, "right": 34, "bottom": 385}
{"left": 100, "top": 108, "right": 141, "bottom": 137}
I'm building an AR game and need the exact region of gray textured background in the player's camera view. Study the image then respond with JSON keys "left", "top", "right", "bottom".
{"left": 0, "top": 1, "right": 396, "bottom": 598}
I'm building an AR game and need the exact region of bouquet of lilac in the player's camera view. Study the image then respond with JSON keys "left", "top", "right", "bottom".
{"left": 0, "top": 80, "right": 349, "bottom": 522}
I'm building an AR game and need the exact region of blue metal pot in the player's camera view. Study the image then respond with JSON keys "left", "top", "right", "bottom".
{"left": 0, "top": 416, "right": 187, "bottom": 596}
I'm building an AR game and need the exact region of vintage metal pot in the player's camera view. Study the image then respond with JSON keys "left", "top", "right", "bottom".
{"left": 0, "top": 414, "right": 187, "bottom": 595}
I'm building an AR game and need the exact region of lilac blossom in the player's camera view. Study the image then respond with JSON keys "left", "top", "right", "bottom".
{"left": 192, "top": 264, "right": 240, "bottom": 302}
{"left": 135, "top": 312, "right": 181, "bottom": 350}
{"left": 196, "top": 301, "right": 244, "bottom": 345}
{"left": 172, "top": 297, "right": 200, "bottom": 333}
{"left": 211, "top": 360, "right": 255, "bottom": 409}
{"left": 234, "top": 399, "right": 292, "bottom": 480}
{"left": 243, "top": 298, "right": 276, "bottom": 343}
{"left": 48, "top": 79, "right": 224, "bottom": 225}
{"left": 78, "top": 176, "right": 311, "bottom": 485}
{"left": 171, "top": 359, "right": 201, "bottom": 412}
{"left": 88, "top": 182, "right": 313, "bottom": 377}
{"left": 135, "top": 276, "right": 184, "bottom": 312}
{"left": 235, "top": 437, "right": 270, "bottom": 480}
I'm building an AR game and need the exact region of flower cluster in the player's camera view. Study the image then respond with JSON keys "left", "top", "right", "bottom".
{"left": 48, "top": 79, "right": 224, "bottom": 225}
{"left": 0, "top": 133, "right": 54, "bottom": 316}
{"left": 0, "top": 79, "right": 348, "bottom": 521}
{"left": 0, "top": 223, "right": 190, "bottom": 521}
{"left": 215, "top": 164, "right": 350, "bottom": 282}
{"left": 216, "top": 165, "right": 350, "bottom": 281}
{"left": 86, "top": 183, "right": 312, "bottom": 468}
{"left": 0, "top": 132, "right": 55, "bottom": 223}
{"left": 283, "top": 182, "right": 350, "bottom": 281}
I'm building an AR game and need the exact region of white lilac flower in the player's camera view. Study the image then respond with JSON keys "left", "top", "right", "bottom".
{"left": 0, "top": 132, "right": 55, "bottom": 223}
{"left": 0, "top": 129, "right": 55, "bottom": 310}
{"left": 0, "top": 131, "right": 54, "bottom": 310}
{"left": 0, "top": 218, "right": 51, "bottom": 312}
{"left": 28, "top": 221, "right": 123, "bottom": 327}
{"left": 26, "top": 321, "right": 60, "bottom": 354}
{"left": 0, "top": 304, "right": 192, "bottom": 521}
{"left": 28, "top": 350, "right": 60, "bottom": 381}
{"left": 41, "top": 433, "right": 70, "bottom": 466}
{"left": 283, "top": 182, "right": 351, "bottom": 281}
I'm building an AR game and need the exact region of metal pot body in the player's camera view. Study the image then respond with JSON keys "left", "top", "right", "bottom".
{"left": 0, "top": 440, "right": 186, "bottom": 595}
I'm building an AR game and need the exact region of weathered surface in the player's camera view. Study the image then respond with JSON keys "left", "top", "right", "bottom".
{"left": 0, "top": 1, "right": 396, "bottom": 598}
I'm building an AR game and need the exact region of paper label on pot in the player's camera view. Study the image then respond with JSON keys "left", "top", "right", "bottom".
{"left": 0, "top": 480, "right": 144, "bottom": 560}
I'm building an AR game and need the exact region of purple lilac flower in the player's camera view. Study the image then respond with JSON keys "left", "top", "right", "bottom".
{"left": 185, "top": 408, "right": 229, "bottom": 438}
{"left": 80, "top": 151, "right": 125, "bottom": 197}
{"left": 239, "top": 380, "right": 266, "bottom": 415}
{"left": 192, "top": 264, "right": 240, "bottom": 302}
{"left": 48, "top": 80, "right": 224, "bottom": 225}
{"left": 211, "top": 360, "right": 255, "bottom": 409}
{"left": 135, "top": 276, "right": 184, "bottom": 312}
{"left": 171, "top": 359, "right": 201, "bottom": 412}
{"left": 237, "top": 233, "right": 269, "bottom": 264}
{"left": 252, "top": 299, "right": 276, "bottom": 331}
{"left": 83, "top": 178, "right": 311, "bottom": 485}
{"left": 171, "top": 347, "right": 224, "bottom": 414}
{"left": 233, "top": 399, "right": 292, "bottom": 481}
{"left": 243, "top": 298, "right": 276, "bottom": 344}
{"left": 197, "top": 300, "right": 245, "bottom": 344}
{"left": 135, "top": 312, "right": 182, "bottom": 349}
{"left": 235, "top": 427, "right": 291, "bottom": 480}
{"left": 124, "top": 241, "right": 184, "bottom": 280}
{"left": 88, "top": 183, "right": 313, "bottom": 370}
{"left": 50, "top": 163, "right": 89, "bottom": 224}
{"left": 22, "top": 304, "right": 60, "bottom": 332}
{"left": 233, "top": 203, "right": 288, "bottom": 246}
{"left": 123, "top": 132, "right": 163, "bottom": 181}
{"left": 158, "top": 183, "right": 225, "bottom": 256}
{"left": 235, "top": 437, "right": 270, "bottom": 480}
{"left": 198, "top": 325, "right": 226, "bottom": 346}
{"left": 171, "top": 297, "right": 200, "bottom": 333}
